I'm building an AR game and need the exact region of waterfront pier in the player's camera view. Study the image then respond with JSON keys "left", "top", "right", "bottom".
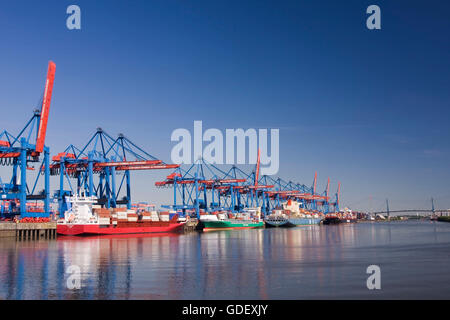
{"left": 0, "top": 222, "right": 57, "bottom": 240}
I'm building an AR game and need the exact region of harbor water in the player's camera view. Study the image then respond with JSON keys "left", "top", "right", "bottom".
{"left": 1, "top": 220, "right": 450, "bottom": 299}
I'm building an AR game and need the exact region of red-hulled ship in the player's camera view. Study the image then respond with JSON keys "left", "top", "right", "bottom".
{"left": 57, "top": 196, "right": 184, "bottom": 236}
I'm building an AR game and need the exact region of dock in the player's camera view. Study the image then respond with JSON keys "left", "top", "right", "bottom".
{"left": 0, "top": 222, "right": 57, "bottom": 240}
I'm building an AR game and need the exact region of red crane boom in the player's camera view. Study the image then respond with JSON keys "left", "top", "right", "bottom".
{"left": 36, "top": 61, "right": 56, "bottom": 153}
{"left": 313, "top": 171, "right": 317, "bottom": 194}
{"left": 255, "top": 148, "right": 261, "bottom": 186}
{"left": 337, "top": 182, "right": 341, "bottom": 205}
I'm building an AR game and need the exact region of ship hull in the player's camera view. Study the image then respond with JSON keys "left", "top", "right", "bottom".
{"left": 264, "top": 219, "right": 288, "bottom": 228}
{"left": 57, "top": 221, "right": 184, "bottom": 236}
{"left": 323, "top": 217, "right": 357, "bottom": 225}
{"left": 285, "top": 217, "right": 322, "bottom": 227}
{"left": 200, "top": 220, "right": 264, "bottom": 231}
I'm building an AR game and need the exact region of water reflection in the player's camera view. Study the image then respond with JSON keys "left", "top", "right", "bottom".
{"left": 1, "top": 221, "right": 450, "bottom": 299}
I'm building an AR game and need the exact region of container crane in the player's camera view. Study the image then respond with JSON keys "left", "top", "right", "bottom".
{"left": 50, "top": 128, "right": 179, "bottom": 216}
{"left": 0, "top": 61, "right": 55, "bottom": 218}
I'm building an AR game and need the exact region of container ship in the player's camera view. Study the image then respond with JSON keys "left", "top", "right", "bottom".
{"left": 264, "top": 210, "right": 289, "bottom": 227}
{"left": 322, "top": 208, "right": 357, "bottom": 225}
{"left": 57, "top": 195, "right": 184, "bottom": 236}
{"left": 198, "top": 207, "right": 264, "bottom": 231}
{"left": 264, "top": 200, "right": 323, "bottom": 227}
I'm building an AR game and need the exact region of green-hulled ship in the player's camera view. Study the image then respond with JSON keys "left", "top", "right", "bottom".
{"left": 199, "top": 207, "right": 264, "bottom": 231}
{"left": 201, "top": 219, "right": 264, "bottom": 231}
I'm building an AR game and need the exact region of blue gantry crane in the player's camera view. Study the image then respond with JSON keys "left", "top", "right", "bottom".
{"left": 155, "top": 150, "right": 276, "bottom": 218}
{"left": 155, "top": 158, "right": 248, "bottom": 218}
{"left": 0, "top": 61, "right": 55, "bottom": 218}
{"left": 49, "top": 128, "right": 179, "bottom": 216}
{"left": 156, "top": 156, "right": 340, "bottom": 218}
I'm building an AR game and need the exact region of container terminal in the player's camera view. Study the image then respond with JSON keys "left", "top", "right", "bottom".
{"left": 1, "top": 61, "right": 347, "bottom": 239}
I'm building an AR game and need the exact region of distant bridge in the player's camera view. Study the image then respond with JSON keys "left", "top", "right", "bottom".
{"left": 371, "top": 209, "right": 450, "bottom": 216}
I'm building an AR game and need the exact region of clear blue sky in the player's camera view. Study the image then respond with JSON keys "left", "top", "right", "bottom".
{"left": 0, "top": 0, "right": 449, "bottom": 212}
